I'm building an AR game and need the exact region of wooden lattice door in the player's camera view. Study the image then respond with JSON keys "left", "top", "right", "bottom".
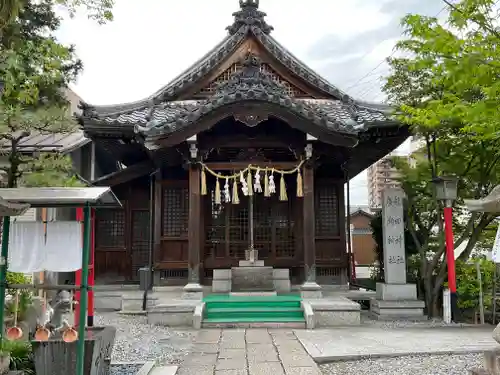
{"left": 204, "top": 184, "right": 297, "bottom": 267}
{"left": 131, "top": 210, "right": 150, "bottom": 281}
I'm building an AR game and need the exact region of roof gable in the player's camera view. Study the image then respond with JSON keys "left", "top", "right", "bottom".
{"left": 81, "top": 0, "right": 358, "bottom": 117}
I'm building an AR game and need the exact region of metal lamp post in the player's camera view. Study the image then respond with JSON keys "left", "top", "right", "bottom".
{"left": 432, "top": 176, "right": 459, "bottom": 320}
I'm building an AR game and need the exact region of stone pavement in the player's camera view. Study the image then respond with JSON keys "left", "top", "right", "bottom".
{"left": 177, "top": 328, "right": 321, "bottom": 375}
{"left": 295, "top": 326, "right": 498, "bottom": 363}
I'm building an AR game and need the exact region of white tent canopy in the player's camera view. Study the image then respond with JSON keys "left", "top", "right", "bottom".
{"left": 0, "top": 187, "right": 121, "bottom": 209}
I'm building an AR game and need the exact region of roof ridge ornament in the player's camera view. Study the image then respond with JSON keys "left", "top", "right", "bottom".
{"left": 213, "top": 52, "right": 288, "bottom": 99}
{"left": 227, "top": 0, "right": 273, "bottom": 35}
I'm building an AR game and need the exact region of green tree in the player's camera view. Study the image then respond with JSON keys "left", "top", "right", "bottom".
{"left": 0, "top": 0, "right": 85, "bottom": 188}
{"left": 0, "top": 0, "right": 113, "bottom": 31}
{"left": 385, "top": 0, "right": 499, "bottom": 139}
{"left": 389, "top": 144, "right": 499, "bottom": 316}
{"left": 383, "top": 0, "right": 500, "bottom": 316}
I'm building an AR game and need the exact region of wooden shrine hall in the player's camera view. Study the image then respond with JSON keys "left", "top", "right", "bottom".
{"left": 78, "top": 0, "right": 408, "bottom": 290}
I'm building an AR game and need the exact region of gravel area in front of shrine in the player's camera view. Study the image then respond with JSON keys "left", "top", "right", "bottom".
{"left": 95, "top": 313, "right": 195, "bottom": 365}
{"left": 320, "top": 353, "right": 483, "bottom": 375}
{"left": 109, "top": 363, "right": 143, "bottom": 375}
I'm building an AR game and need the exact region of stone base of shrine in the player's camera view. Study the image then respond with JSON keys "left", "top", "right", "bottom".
{"left": 370, "top": 282, "right": 426, "bottom": 321}
{"left": 212, "top": 268, "right": 291, "bottom": 293}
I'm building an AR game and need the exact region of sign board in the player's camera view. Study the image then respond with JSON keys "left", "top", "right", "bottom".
{"left": 382, "top": 188, "right": 407, "bottom": 284}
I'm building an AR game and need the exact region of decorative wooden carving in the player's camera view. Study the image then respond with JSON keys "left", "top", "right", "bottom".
{"left": 234, "top": 112, "right": 268, "bottom": 127}
{"left": 196, "top": 62, "right": 308, "bottom": 98}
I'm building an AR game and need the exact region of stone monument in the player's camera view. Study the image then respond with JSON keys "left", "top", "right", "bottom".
{"left": 370, "top": 188, "right": 425, "bottom": 320}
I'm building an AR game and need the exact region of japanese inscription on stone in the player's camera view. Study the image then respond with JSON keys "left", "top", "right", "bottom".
{"left": 382, "top": 188, "right": 406, "bottom": 284}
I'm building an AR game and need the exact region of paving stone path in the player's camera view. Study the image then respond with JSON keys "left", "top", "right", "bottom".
{"left": 177, "top": 328, "right": 321, "bottom": 375}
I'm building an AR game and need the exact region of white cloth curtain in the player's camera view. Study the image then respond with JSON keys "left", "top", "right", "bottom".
{"left": 8, "top": 221, "right": 82, "bottom": 273}
{"left": 8, "top": 222, "right": 45, "bottom": 273}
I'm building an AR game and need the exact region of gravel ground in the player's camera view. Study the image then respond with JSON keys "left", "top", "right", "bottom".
{"left": 95, "top": 312, "right": 196, "bottom": 365}
{"left": 320, "top": 353, "right": 483, "bottom": 375}
{"left": 109, "top": 364, "right": 143, "bottom": 375}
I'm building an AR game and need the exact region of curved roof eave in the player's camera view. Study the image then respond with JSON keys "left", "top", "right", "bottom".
{"left": 79, "top": 26, "right": 249, "bottom": 117}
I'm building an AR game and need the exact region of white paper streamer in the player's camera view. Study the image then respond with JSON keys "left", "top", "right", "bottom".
{"left": 269, "top": 173, "right": 276, "bottom": 194}
{"left": 240, "top": 171, "right": 248, "bottom": 196}
{"left": 224, "top": 178, "right": 231, "bottom": 203}
{"left": 254, "top": 168, "right": 262, "bottom": 193}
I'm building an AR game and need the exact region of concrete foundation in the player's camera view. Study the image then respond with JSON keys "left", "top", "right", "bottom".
{"left": 212, "top": 267, "right": 292, "bottom": 293}
{"left": 147, "top": 300, "right": 199, "bottom": 327}
{"left": 182, "top": 283, "right": 203, "bottom": 300}
{"left": 300, "top": 281, "right": 323, "bottom": 299}
{"left": 307, "top": 297, "right": 361, "bottom": 326}
{"left": 231, "top": 266, "right": 275, "bottom": 292}
{"left": 370, "top": 282, "right": 426, "bottom": 320}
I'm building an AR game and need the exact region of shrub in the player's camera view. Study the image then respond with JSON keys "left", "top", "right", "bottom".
{"left": 0, "top": 340, "right": 35, "bottom": 375}
{"left": 5, "top": 273, "right": 32, "bottom": 321}
{"left": 454, "top": 257, "right": 495, "bottom": 311}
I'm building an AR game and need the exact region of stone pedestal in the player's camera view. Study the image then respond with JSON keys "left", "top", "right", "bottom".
{"left": 370, "top": 189, "right": 426, "bottom": 320}
{"left": 300, "top": 281, "right": 322, "bottom": 299}
{"left": 273, "top": 269, "right": 291, "bottom": 293}
{"left": 371, "top": 283, "right": 425, "bottom": 320}
{"left": 212, "top": 268, "right": 292, "bottom": 293}
{"left": 182, "top": 283, "right": 203, "bottom": 300}
{"left": 212, "top": 269, "right": 232, "bottom": 293}
{"left": 232, "top": 266, "right": 274, "bottom": 292}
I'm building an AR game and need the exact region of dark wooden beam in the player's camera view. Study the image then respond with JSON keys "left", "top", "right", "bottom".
{"left": 303, "top": 162, "right": 317, "bottom": 283}
{"left": 92, "top": 159, "right": 155, "bottom": 187}
{"left": 187, "top": 164, "right": 201, "bottom": 285}
{"left": 199, "top": 133, "right": 304, "bottom": 150}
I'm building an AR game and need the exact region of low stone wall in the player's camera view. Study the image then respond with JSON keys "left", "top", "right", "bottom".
{"left": 307, "top": 297, "right": 361, "bottom": 327}
{"left": 147, "top": 301, "right": 198, "bottom": 327}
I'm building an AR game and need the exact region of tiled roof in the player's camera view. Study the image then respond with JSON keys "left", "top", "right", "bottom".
{"left": 0, "top": 131, "right": 89, "bottom": 154}
{"left": 93, "top": 97, "right": 392, "bottom": 139}
{"left": 78, "top": 0, "right": 389, "bottom": 119}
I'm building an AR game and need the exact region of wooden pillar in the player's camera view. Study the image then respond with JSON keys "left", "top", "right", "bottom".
{"left": 153, "top": 177, "right": 162, "bottom": 286}
{"left": 301, "top": 162, "right": 322, "bottom": 296}
{"left": 185, "top": 163, "right": 202, "bottom": 294}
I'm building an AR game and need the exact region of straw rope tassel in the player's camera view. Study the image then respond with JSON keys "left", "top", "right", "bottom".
{"left": 201, "top": 168, "right": 207, "bottom": 196}
{"left": 232, "top": 179, "right": 240, "bottom": 204}
{"left": 264, "top": 171, "right": 270, "bottom": 197}
{"left": 279, "top": 173, "right": 288, "bottom": 201}
{"left": 296, "top": 169, "right": 303, "bottom": 197}
{"left": 215, "top": 178, "right": 221, "bottom": 205}
{"left": 247, "top": 170, "right": 253, "bottom": 196}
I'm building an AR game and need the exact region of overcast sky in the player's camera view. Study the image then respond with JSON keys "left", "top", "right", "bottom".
{"left": 56, "top": 0, "right": 445, "bottom": 206}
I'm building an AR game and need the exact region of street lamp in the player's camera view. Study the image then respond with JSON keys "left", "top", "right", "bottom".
{"left": 432, "top": 176, "right": 459, "bottom": 321}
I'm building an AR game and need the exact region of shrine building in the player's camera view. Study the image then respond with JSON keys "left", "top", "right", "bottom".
{"left": 78, "top": 0, "right": 408, "bottom": 292}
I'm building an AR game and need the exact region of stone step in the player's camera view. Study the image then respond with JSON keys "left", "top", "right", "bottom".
{"left": 149, "top": 365, "right": 178, "bottom": 375}
{"left": 202, "top": 321, "right": 306, "bottom": 329}
{"left": 230, "top": 291, "right": 277, "bottom": 297}
{"left": 205, "top": 307, "right": 304, "bottom": 320}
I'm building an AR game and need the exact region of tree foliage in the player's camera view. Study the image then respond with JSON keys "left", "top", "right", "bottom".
{"left": 383, "top": 0, "right": 500, "bottom": 316}
{"left": 385, "top": 0, "right": 499, "bottom": 139}
{"left": 0, "top": 0, "right": 113, "bottom": 31}
{"left": 0, "top": 1, "right": 89, "bottom": 187}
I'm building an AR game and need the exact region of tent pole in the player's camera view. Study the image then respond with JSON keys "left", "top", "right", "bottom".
{"left": 76, "top": 204, "right": 91, "bottom": 375}
{"left": 0, "top": 217, "right": 11, "bottom": 347}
